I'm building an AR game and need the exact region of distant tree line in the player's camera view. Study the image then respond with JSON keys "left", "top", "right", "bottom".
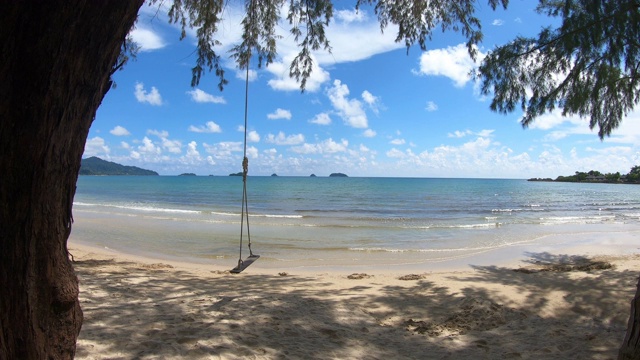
{"left": 530, "top": 166, "right": 640, "bottom": 183}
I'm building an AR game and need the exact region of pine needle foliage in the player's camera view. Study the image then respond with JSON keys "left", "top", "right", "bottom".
{"left": 147, "top": 0, "right": 508, "bottom": 91}
{"left": 477, "top": 0, "right": 640, "bottom": 139}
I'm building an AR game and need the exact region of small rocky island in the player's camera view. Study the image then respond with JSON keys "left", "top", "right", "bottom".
{"left": 329, "top": 173, "right": 348, "bottom": 177}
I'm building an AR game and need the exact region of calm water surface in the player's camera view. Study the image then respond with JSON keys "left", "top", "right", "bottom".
{"left": 71, "top": 176, "right": 640, "bottom": 269}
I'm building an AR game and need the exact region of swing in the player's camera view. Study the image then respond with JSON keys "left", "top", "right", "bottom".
{"left": 230, "top": 61, "right": 259, "bottom": 274}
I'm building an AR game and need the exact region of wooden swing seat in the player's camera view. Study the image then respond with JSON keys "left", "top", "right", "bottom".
{"left": 230, "top": 254, "right": 260, "bottom": 273}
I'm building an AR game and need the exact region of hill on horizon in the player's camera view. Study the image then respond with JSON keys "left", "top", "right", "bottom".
{"left": 80, "top": 157, "right": 158, "bottom": 176}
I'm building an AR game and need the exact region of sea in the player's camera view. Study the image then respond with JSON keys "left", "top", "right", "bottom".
{"left": 70, "top": 176, "right": 640, "bottom": 270}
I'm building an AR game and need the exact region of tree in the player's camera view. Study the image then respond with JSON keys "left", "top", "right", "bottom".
{"left": 478, "top": 0, "right": 640, "bottom": 139}
{"left": 0, "top": 1, "right": 144, "bottom": 358}
{"left": 476, "top": 1, "right": 640, "bottom": 358}
{"left": 0, "top": 0, "right": 508, "bottom": 357}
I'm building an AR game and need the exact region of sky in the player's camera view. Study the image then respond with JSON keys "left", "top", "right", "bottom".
{"left": 85, "top": 1, "right": 640, "bottom": 178}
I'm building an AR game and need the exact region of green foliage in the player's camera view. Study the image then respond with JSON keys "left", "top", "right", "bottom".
{"left": 357, "top": 0, "right": 508, "bottom": 59}
{"left": 478, "top": 0, "right": 640, "bottom": 139}
{"left": 146, "top": 0, "right": 509, "bottom": 91}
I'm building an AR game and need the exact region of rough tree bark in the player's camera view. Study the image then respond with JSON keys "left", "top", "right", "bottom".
{"left": 619, "top": 277, "right": 640, "bottom": 359}
{"left": 0, "top": 1, "right": 143, "bottom": 358}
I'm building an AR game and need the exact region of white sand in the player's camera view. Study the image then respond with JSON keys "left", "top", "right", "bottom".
{"left": 71, "top": 242, "right": 640, "bottom": 359}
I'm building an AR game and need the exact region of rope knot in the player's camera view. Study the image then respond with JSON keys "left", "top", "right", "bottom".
{"left": 242, "top": 157, "right": 249, "bottom": 179}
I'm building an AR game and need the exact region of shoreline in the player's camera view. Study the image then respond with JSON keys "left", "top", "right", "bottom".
{"left": 69, "top": 226, "right": 640, "bottom": 275}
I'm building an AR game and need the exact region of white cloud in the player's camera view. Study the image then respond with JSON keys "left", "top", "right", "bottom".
{"left": 310, "top": 113, "right": 332, "bottom": 125}
{"left": 146, "top": 130, "right": 181, "bottom": 154}
{"left": 134, "top": 82, "right": 163, "bottom": 105}
{"left": 235, "top": 69, "right": 258, "bottom": 82}
{"left": 390, "top": 138, "right": 406, "bottom": 145}
{"left": 363, "top": 129, "right": 377, "bottom": 138}
{"left": 477, "top": 129, "right": 495, "bottom": 137}
{"left": 327, "top": 79, "right": 368, "bottom": 128}
{"left": 335, "top": 9, "right": 366, "bottom": 23}
{"left": 130, "top": 24, "right": 166, "bottom": 51}
{"left": 189, "top": 121, "right": 222, "bottom": 133}
{"left": 291, "top": 138, "right": 348, "bottom": 154}
{"left": 448, "top": 130, "right": 472, "bottom": 138}
{"left": 187, "top": 88, "right": 226, "bottom": 104}
{"left": 110, "top": 126, "right": 131, "bottom": 136}
{"left": 138, "top": 136, "right": 161, "bottom": 155}
{"left": 266, "top": 54, "right": 330, "bottom": 92}
{"left": 267, "top": 108, "right": 292, "bottom": 120}
{"left": 492, "top": 19, "right": 504, "bottom": 26}
{"left": 266, "top": 132, "right": 305, "bottom": 145}
{"left": 414, "top": 44, "right": 481, "bottom": 88}
{"left": 84, "top": 137, "right": 110, "bottom": 157}
{"left": 362, "top": 90, "right": 380, "bottom": 114}
{"left": 203, "top": 141, "right": 243, "bottom": 158}
{"left": 426, "top": 101, "right": 438, "bottom": 112}
{"left": 247, "top": 130, "right": 260, "bottom": 143}
{"left": 147, "top": 129, "right": 169, "bottom": 138}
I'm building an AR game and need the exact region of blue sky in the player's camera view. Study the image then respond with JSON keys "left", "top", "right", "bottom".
{"left": 85, "top": 1, "right": 640, "bottom": 178}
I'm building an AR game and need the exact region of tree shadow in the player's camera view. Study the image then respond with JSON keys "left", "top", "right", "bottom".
{"left": 74, "top": 252, "right": 638, "bottom": 359}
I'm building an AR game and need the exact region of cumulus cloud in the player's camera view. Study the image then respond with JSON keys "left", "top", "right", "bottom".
{"left": 414, "top": 44, "right": 482, "bottom": 88}
{"left": 138, "top": 136, "right": 161, "bottom": 155}
{"left": 426, "top": 101, "right": 438, "bottom": 112}
{"left": 390, "top": 138, "right": 406, "bottom": 145}
{"left": 362, "top": 90, "right": 380, "bottom": 114}
{"left": 266, "top": 54, "right": 330, "bottom": 92}
{"left": 130, "top": 24, "right": 166, "bottom": 51}
{"left": 291, "top": 138, "right": 349, "bottom": 154}
{"left": 267, "top": 108, "right": 292, "bottom": 120}
{"left": 327, "top": 80, "right": 368, "bottom": 128}
{"left": 187, "top": 88, "right": 226, "bottom": 104}
{"left": 492, "top": 19, "right": 504, "bottom": 26}
{"left": 134, "top": 82, "right": 163, "bottom": 105}
{"left": 247, "top": 130, "right": 260, "bottom": 143}
{"left": 363, "top": 129, "right": 377, "bottom": 138}
{"left": 310, "top": 113, "right": 332, "bottom": 125}
{"left": 84, "top": 137, "right": 110, "bottom": 157}
{"left": 189, "top": 121, "right": 222, "bottom": 133}
{"left": 110, "top": 126, "right": 131, "bottom": 136}
{"left": 146, "top": 130, "right": 181, "bottom": 154}
{"left": 266, "top": 132, "right": 305, "bottom": 145}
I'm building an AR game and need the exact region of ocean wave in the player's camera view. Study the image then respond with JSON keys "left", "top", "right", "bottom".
{"left": 538, "top": 215, "right": 617, "bottom": 225}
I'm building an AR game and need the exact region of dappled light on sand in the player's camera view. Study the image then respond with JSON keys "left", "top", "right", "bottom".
{"left": 73, "top": 247, "right": 639, "bottom": 359}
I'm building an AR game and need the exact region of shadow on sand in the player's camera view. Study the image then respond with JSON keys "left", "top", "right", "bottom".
{"left": 74, "top": 252, "right": 638, "bottom": 359}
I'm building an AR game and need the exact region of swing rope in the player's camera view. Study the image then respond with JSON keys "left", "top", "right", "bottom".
{"left": 235, "top": 58, "right": 256, "bottom": 271}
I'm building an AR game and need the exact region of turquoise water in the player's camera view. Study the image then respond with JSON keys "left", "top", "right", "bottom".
{"left": 71, "top": 176, "right": 640, "bottom": 268}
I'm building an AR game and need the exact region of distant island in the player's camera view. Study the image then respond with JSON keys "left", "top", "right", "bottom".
{"left": 79, "top": 157, "right": 158, "bottom": 176}
{"left": 310, "top": 174, "right": 316, "bottom": 177}
{"left": 229, "top": 172, "right": 243, "bottom": 177}
{"left": 529, "top": 166, "right": 640, "bottom": 184}
{"left": 271, "top": 173, "right": 278, "bottom": 177}
{"left": 179, "top": 173, "right": 196, "bottom": 176}
{"left": 329, "top": 173, "right": 348, "bottom": 177}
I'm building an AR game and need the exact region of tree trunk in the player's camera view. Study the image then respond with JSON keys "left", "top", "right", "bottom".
{"left": 619, "top": 276, "right": 640, "bottom": 360}
{"left": 0, "top": 1, "right": 143, "bottom": 358}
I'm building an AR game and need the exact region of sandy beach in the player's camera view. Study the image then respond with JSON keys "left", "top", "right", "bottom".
{"left": 71, "top": 242, "right": 640, "bottom": 360}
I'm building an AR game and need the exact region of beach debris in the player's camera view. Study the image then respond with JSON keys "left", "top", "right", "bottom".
{"left": 278, "top": 272, "right": 288, "bottom": 276}
{"left": 513, "top": 260, "right": 613, "bottom": 274}
{"left": 141, "top": 263, "right": 174, "bottom": 270}
{"left": 398, "top": 274, "right": 426, "bottom": 281}
{"left": 347, "top": 273, "right": 372, "bottom": 280}
{"left": 406, "top": 297, "right": 526, "bottom": 336}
